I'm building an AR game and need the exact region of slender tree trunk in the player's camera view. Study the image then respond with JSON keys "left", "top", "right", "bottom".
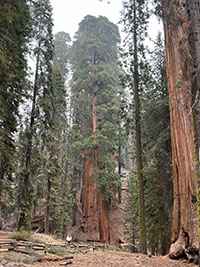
{"left": 45, "top": 176, "right": 51, "bottom": 234}
{"left": 118, "top": 126, "right": 122, "bottom": 203}
{"left": 133, "top": 0, "right": 147, "bottom": 254}
{"left": 161, "top": 0, "right": 199, "bottom": 258}
{"left": 17, "top": 51, "right": 40, "bottom": 230}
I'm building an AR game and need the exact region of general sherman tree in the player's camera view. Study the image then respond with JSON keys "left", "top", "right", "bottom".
{"left": 156, "top": 0, "right": 200, "bottom": 259}
{"left": 70, "top": 15, "right": 121, "bottom": 244}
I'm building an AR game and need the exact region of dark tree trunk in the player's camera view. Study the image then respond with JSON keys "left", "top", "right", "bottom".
{"left": 17, "top": 51, "right": 40, "bottom": 230}
{"left": 161, "top": 0, "right": 200, "bottom": 258}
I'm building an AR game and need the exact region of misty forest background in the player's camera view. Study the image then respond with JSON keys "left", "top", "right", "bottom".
{"left": 1, "top": 0, "right": 200, "bottom": 259}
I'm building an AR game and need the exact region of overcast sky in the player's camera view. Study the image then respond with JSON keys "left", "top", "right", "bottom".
{"left": 50, "top": 0, "right": 123, "bottom": 39}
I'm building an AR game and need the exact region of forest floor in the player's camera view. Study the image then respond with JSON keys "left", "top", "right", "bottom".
{"left": 0, "top": 232, "right": 196, "bottom": 267}
{"left": 1, "top": 250, "right": 196, "bottom": 267}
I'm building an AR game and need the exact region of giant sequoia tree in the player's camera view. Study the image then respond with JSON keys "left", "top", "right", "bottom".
{"left": 71, "top": 15, "right": 121, "bottom": 244}
{"left": 157, "top": 0, "right": 200, "bottom": 259}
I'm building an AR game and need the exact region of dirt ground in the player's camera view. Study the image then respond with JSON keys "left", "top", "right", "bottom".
{"left": 1, "top": 250, "right": 197, "bottom": 267}
{"left": 0, "top": 232, "right": 197, "bottom": 267}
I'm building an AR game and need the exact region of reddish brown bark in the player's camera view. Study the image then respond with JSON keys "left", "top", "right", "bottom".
{"left": 97, "top": 193, "right": 111, "bottom": 244}
{"left": 161, "top": 0, "right": 199, "bottom": 258}
{"left": 80, "top": 86, "right": 98, "bottom": 235}
{"left": 79, "top": 85, "right": 117, "bottom": 245}
{"left": 81, "top": 151, "right": 98, "bottom": 234}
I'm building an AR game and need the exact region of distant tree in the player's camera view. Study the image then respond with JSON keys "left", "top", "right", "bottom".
{"left": 0, "top": 0, "right": 31, "bottom": 215}
{"left": 53, "top": 31, "right": 71, "bottom": 79}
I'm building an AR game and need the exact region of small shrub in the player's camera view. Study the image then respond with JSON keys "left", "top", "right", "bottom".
{"left": 23, "top": 255, "right": 42, "bottom": 263}
{"left": 9, "top": 231, "right": 44, "bottom": 244}
{"left": 4, "top": 253, "right": 23, "bottom": 262}
{"left": 9, "top": 231, "right": 31, "bottom": 241}
{"left": 30, "top": 237, "right": 44, "bottom": 244}
{"left": 46, "top": 246, "right": 68, "bottom": 255}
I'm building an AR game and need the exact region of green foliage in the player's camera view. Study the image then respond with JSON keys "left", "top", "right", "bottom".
{"left": 23, "top": 254, "right": 42, "bottom": 263}
{"left": 53, "top": 31, "right": 71, "bottom": 78}
{"left": 4, "top": 253, "right": 23, "bottom": 262}
{"left": 0, "top": 0, "right": 31, "bottom": 215}
{"left": 174, "top": 80, "right": 182, "bottom": 88}
{"left": 120, "top": 0, "right": 149, "bottom": 253}
{"left": 46, "top": 246, "right": 69, "bottom": 255}
{"left": 16, "top": 0, "right": 55, "bottom": 231}
{"left": 9, "top": 231, "right": 44, "bottom": 244}
{"left": 71, "top": 15, "right": 121, "bottom": 203}
{"left": 106, "top": 245, "right": 121, "bottom": 251}
{"left": 4, "top": 252, "right": 41, "bottom": 263}
{"left": 9, "top": 231, "right": 31, "bottom": 241}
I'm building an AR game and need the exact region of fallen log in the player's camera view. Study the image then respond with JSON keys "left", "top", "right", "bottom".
{"left": 13, "top": 248, "right": 38, "bottom": 256}
{"left": 33, "top": 246, "right": 45, "bottom": 250}
{"left": 42, "top": 255, "right": 74, "bottom": 261}
{"left": 59, "top": 261, "right": 73, "bottom": 265}
{"left": 0, "top": 239, "right": 15, "bottom": 242}
{"left": 46, "top": 243, "right": 65, "bottom": 247}
{"left": 0, "top": 242, "right": 12, "bottom": 245}
{"left": 87, "top": 239, "right": 100, "bottom": 242}
{"left": 0, "top": 248, "right": 9, "bottom": 252}
{"left": 32, "top": 243, "right": 46, "bottom": 248}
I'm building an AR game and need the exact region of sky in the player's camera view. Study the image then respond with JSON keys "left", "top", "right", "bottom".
{"left": 50, "top": 0, "right": 123, "bottom": 39}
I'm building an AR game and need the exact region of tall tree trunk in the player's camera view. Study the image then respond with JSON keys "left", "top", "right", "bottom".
{"left": 80, "top": 85, "right": 98, "bottom": 236}
{"left": 81, "top": 153, "right": 96, "bottom": 233}
{"left": 45, "top": 175, "right": 51, "bottom": 234}
{"left": 188, "top": 1, "right": 200, "bottom": 246}
{"left": 161, "top": 0, "right": 199, "bottom": 258}
{"left": 118, "top": 125, "right": 122, "bottom": 203}
{"left": 17, "top": 51, "right": 40, "bottom": 230}
{"left": 133, "top": 0, "right": 147, "bottom": 254}
{"left": 80, "top": 85, "right": 116, "bottom": 244}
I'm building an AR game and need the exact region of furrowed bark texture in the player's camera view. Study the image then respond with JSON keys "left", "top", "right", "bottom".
{"left": 162, "top": 0, "right": 199, "bottom": 258}
{"left": 188, "top": 0, "right": 200, "bottom": 243}
{"left": 81, "top": 153, "right": 96, "bottom": 233}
